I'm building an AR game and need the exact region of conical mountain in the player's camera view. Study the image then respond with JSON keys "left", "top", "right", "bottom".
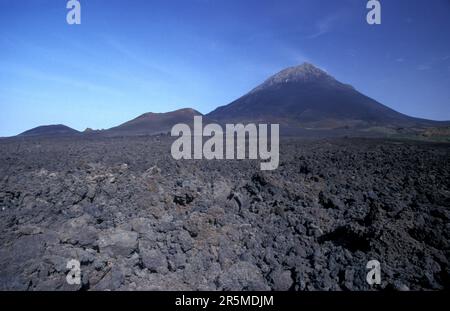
{"left": 207, "top": 63, "right": 439, "bottom": 130}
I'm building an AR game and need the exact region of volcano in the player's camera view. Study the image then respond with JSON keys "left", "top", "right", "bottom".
{"left": 106, "top": 108, "right": 203, "bottom": 136}
{"left": 18, "top": 124, "right": 80, "bottom": 137}
{"left": 207, "top": 63, "right": 445, "bottom": 131}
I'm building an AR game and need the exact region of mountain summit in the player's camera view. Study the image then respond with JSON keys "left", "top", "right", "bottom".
{"left": 251, "top": 63, "right": 336, "bottom": 93}
{"left": 18, "top": 124, "right": 80, "bottom": 137}
{"left": 106, "top": 108, "right": 203, "bottom": 136}
{"left": 207, "top": 63, "right": 438, "bottom": 131}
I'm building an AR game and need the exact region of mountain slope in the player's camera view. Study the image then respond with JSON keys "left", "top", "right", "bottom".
{"left": 106, "top": 108, "right": 203, "bottom": 136}
{"left": 207, "top": 63, "right": 443, "bottom": 130}
{"left": 18, "top": 125, "right": 80, "bottom": 137}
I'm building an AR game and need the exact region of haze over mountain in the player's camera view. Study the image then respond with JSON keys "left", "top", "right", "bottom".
{"left": 12, "top": 63, "right": 449, "bottom": 138}
{"left": 207, "top": 63, "right": 447, "bottom": 131}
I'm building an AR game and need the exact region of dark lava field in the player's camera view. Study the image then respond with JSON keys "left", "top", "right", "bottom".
{"left": 0, "top": 135, "right": 449, "bottom": 291}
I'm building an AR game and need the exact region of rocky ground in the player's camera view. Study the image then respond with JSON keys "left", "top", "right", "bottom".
{"left": 0, "top": 135, "right": 449, "bottom": 291}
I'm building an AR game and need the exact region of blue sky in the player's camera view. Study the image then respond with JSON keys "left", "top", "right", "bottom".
{"left": 0, "top": 0, "right": 449, "bottom": 136}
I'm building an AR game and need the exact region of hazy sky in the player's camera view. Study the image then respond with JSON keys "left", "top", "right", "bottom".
{"left": 0, "top": 0, "right": 449, "bottom": 136}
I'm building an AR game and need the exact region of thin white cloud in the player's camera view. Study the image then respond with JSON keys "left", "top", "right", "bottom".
{"left": 0, "top": 63, "right": 124, "bottom": 96}
{"left": 103, "top": 36, "right": 173, "bottom": 80}
{"left": 417, "top": 64, "right": 431, "bottom": 71}
{"left": 308, "top": 11, "right": 346, "bottom": 39}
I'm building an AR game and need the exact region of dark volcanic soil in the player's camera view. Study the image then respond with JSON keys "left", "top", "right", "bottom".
{"left": 0, "top": 135, "right": 449, "bottom": 291}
